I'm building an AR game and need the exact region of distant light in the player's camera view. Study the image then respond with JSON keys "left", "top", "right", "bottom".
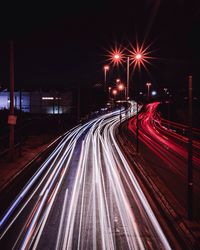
{"left": 146, "top": 82, "right": 151, "bottom": 87}
{"left": 151, "top": 90, "right": 157, "bottom": 96}
{"left": 118, "top": 83, "right": 124, "bottom": 91}
{"left": 116, "top": 78, "right": 121, "bottom": 83}
{"left": 104, "top": 65, "right": 109, "bottom": 71}
{"left": 42, "top": 97, "right": 54, "bottom": 100}
{"left": 139, "top": 91, "right": 143, "bottom": 95}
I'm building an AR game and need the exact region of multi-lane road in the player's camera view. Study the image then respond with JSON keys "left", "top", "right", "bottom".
{"left": 0, "top": 102, "right": 175, "bottom": 249}
{"left": 128, "top": 102, "right": 200, "bottom": 217}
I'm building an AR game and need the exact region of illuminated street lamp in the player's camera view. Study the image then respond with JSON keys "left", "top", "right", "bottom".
{"left": 103, "top": 65, "right": 109, "bottom": 92}
{"left": 112, "top": 89, "right": 118, "bottom": 104}
{"left": 108, "top": 86, "right": 111, "bottom": 100}
{"left": 129, "top": 51, "right": 144, "bottom": 154}
{"left": 108, "top": 43, "right": 152, "bottom": 153}
{"left": 118, "top": 83, "right": 125, "bottom": 123}
{"left": 146, "top": 82, "right": 152, "bottom": 101}
{"left": 113, "top": 52, "right": 143, "bottom": 99}
{"left": 118, "top": 83, "right": 126, "bottom": 100}
{"left": 118, "top": 83, "right": 124, "bottom": 91}
{"left": 112, "top": 52, "right": 130, "bottom": 100}
{"left": 116, "top": 78, "right": 121, "bottom": 84}
{"left": 114, "top": 54, "right": 120, "bottom": 60}
{"left": 112, "top": 89, "right": 117, "bottom": 96}
{"left": 135, "top": 53, "right": 142, "bottom": 60}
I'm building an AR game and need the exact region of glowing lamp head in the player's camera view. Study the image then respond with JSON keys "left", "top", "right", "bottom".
{"left": 135, "top": 53, "right": 142, "bottom": 60}
{"left": 116, "top": 78, "right": 121, "bottom": 83}
{"left": 114, "top": 54, "right": 120, "bottom": 61}
{"left": 112, "top": 89, "right": 117, "bottom": 95}
{"left": 118, "top": 84, "right": 124, "bottom": 91}
{"left": 104, "top": 65, "right": 109, "bottom": 71}
{"left": 146, "top": 82, "right": 151, "bottom": 87}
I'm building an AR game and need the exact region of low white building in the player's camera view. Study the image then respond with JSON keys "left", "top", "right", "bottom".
{"left": 0, "top": 90, "right": 72, "bottom": 114}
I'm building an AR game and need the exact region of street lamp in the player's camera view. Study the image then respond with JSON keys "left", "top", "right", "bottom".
{"left": 108, "top": 86, "right": 111, "bottom": 100}
{"left": 146, "top": 82, "right": 151, "bottom": 102}
{"left": 112, "top": 52, "right": 143, "bottom": 100}
{"left": 112, "top": 89, "right": 118, "bottom": 106}
{"left": 188, "top": 75, "right": 193, "bottom": 220}
{"left": 118, "top": 83, "right": 126, "bottom": 100}
{"left": 112, "top": 89, "right": 117, "bottom": 96}
{"left": 118, "top": 83, "right": 125, "bottom": 123}
{"left": 112, "top": 53, "right": 130, "bottom": 100}
{"left": 103, "top": 65, "right": 109, "bottom": 92}
{"left": 116, "top": 78, "right": 121, "bottom": 84}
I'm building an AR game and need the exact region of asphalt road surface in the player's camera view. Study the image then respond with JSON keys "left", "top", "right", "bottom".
{"left": 128, "top": 102, "right": 200, "bottom": 218}
{"left": 0, "top": 102, "right": 173, "bottom": 249}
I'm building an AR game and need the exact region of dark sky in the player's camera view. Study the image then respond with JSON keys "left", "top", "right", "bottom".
{"left": 0, "top": 0, "right": 200, "bottom": 96}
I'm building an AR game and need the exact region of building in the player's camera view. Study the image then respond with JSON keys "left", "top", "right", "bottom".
{"left": 0, "top": 90, "right": 72, "bottom": 114}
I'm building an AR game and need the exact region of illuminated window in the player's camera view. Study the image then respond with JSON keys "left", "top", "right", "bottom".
{"left": 42, "top": 97, "right": 54, "bottom": 100}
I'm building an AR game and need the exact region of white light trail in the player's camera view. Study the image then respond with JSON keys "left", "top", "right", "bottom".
{"left": 1, "top": 101, "right": 172, "bottom": 249}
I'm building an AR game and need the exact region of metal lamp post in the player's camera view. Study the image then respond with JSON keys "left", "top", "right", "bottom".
{"left": 188, "top": 75, "right": 193, "bottom": 220}
{"left": 146, "top": 82, "right": 151, "bottom": 102}
{"left": 103, "top": 65, "right": 109, "bottom": 92}
{"left": 118, "top": 83, "right": 125, "bottom": 123}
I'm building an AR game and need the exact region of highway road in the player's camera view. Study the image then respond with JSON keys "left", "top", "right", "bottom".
{"left": 128, "top": 102, "right": 200, "bottom": 217}
{"left": 0, "top": 102, "right": 173, "bottom": 249}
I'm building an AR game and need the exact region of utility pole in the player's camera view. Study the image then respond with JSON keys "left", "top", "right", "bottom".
{"left": 126, "top": 56, "right": 130, "bottom": 100}
{"left": 188, "top": 75, "right": 193, "bottom": 220}
{"left": 136, "top": 101, "right": 139, "bottom": 153}
{"left": 8, "top": 40, "right": 16, "bottom": 161}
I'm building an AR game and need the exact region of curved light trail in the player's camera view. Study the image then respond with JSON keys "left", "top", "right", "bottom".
{"left": 128, "top": 102, "right": 200, "bottom": 174}
{"left": 0, "top": 102, "right": 172, "bottom": 249}
{"left": 128, "top": 102, "right": 200, "bottom": 210}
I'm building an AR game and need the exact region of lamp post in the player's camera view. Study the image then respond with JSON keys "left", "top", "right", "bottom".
{"left": 109, "top": 46, "right": 148, "bottom": 152}
{"left": 108, "top": 86, "right": 111, "bottom": 100}
{"left": 126, "top": 56, "right": 130, "bottom": 100}
{"left": 112, "top": 89, "right": 117, "bottom": 106}
{"left": 136, "top": 100, "right": 139, "bottom": 153}
{"left": 188, "top": 75, "right": 193, "bottom": 220}
{"left": 116, "top": 78, "right": 121, "bottom": 84}
{"left": 118, "top": 83, "right": 125, "bottom": 123}
{"left": 146, "top": 82, "right": 151, "bottom": 102}
{"left": 103, "top": 65, "right": 109, "bottom": 92}
{"left": 118, "top": 83, "right": 125, "bottom": 100}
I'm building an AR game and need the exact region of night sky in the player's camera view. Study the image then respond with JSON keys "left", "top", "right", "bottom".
{"left": 0, "top": 0, "right": 200, "bottom": 96}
